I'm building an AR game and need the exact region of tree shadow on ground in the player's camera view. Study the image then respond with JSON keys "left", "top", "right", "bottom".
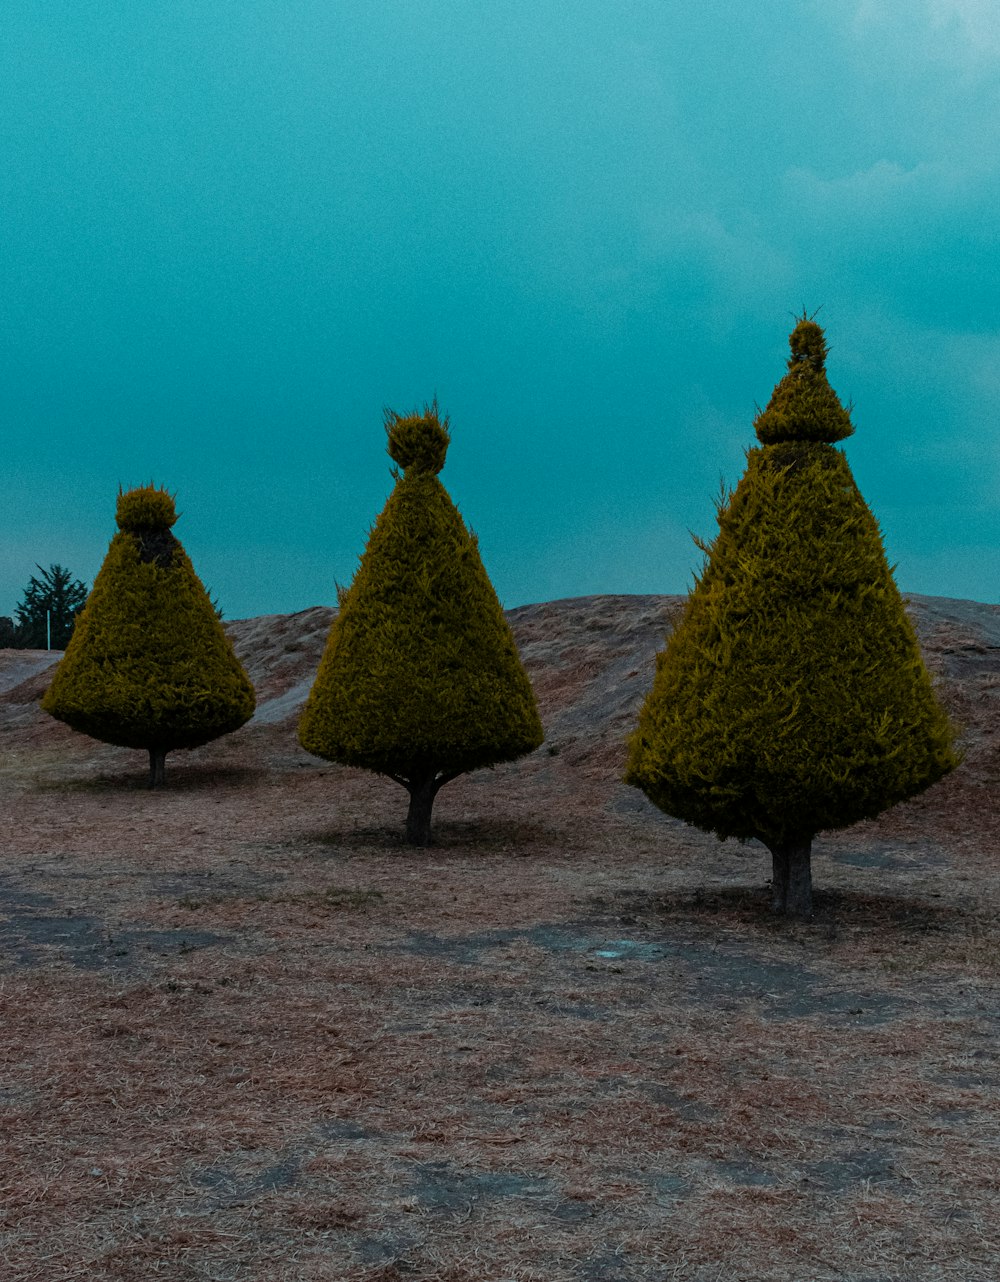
{"left": 615, "top": 884, "right": 969, "bottom": 937}
{"left": 305, "top": 816, "right": 565, "bottom": 854}
{"left": 32, "top": 763, "right": 266, "bottom": 792}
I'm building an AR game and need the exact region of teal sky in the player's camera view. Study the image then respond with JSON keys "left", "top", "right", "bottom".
{"left": 2, "top": 1, "right": 998, "bottom": 620}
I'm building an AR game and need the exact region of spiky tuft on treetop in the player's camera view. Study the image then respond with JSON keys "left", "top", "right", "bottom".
{"left": 385, "top": 404, "right": 450, "bottom": 475}
{"left": 788, "top": 318, "right": 827, "bottom": 370}
{"left": 116, "top": 486, "right": 178, "bottom": 531}
{"left": 754, "top": 315, "right": 853, "bottom": 445}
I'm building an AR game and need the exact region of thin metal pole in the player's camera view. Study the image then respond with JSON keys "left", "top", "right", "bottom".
{"left": 47, "top": 609, "right": 51, "bottom": 650}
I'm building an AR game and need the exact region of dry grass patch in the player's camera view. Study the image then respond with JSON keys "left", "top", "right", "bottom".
{"left": 3, "top": 593, "right": 999, "bottom": 1279}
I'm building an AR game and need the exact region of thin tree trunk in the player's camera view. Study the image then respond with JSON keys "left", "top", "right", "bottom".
{"left": 786, "top": 840, "right": 813, "bottom": 918}
{"left": 148, "top": 747, "right": 166, "bottom": 790}
{"left": 769, "top": 844, "right": 789, "bottom": 913}
{"left": 766, "top": 837, "right": 813, "bottom": 918}
{"left": 405, "top": 775, "right": 440, "bottom": 846}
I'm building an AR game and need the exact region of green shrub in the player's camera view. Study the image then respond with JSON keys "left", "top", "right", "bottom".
{"left": 42, "top": 486, "right": 255, "bottom": 785}
{"left": 626, "top": 318, "right": 959, "bottom": 916}
{"left": 299, "top": 405, "right": 543, "bottom": 844}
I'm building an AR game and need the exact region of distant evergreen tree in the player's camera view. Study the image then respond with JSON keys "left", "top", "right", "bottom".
{"left": 42, "top": 486, "right": 255, "bottom": 786}
{"left": 13, "top": 564, "right": 88, "bottom": 649}
{"left": 299, "top": 404, "right": 543, "bottom": 845}
{"left": 626, "top": 317, "right": 959, "bottom": 917}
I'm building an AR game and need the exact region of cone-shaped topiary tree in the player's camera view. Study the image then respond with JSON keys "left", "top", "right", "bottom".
{"left": 299, "top": 404, "right": 544, "bottom": 845}
{"left": 625, "top": 316, "right": 959, "bottom": 917}
{"left": 42, "top": 486, "right": 255, "bottom": 786}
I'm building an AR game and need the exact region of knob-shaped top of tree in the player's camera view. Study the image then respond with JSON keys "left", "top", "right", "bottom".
{"left": 42, "top": 485, "right": 255, "bottom": 786}
{"left": 116, "top": 485, "right": 179, "bottom": 530}
{"left": 300, "top": 404, "right": 543, "bottom": 845}
{"left": 754, "top": 315, "right": 854, "bottom": 444}
{"left": 386, "top": 407, "right": 450, "bottom": 474}
{"left": 626, "top": 318, "right": 958, "bottom": 917}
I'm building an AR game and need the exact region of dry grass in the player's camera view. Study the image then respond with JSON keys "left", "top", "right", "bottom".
{"left": 2, "top": 739, "right": 999, "bottom": 1282}
{"left": 2, "top": 593, "right": 998, "bottom": 1279}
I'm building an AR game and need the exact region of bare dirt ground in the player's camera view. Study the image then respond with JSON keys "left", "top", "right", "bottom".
{"left": 1, "top": 593, "right": 998, "bottom": 1282}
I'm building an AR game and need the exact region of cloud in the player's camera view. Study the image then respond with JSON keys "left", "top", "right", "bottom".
{"left": 778, "top": 155, "right": 1000, "bottom": 333}
{"left": 847, "top": 0, "right": 1000, "bottom": 66}
{"left": 925, "top": 0, "right": 1000, "bottom": 59}
{"left": 836, "top": 308, "right": 1000, "bottom": 509}
{"left": 783, "top": 156, "right": 988, "bottom": 219}
{"left": 635, "top": 206, "right": 794, "bottom": 326}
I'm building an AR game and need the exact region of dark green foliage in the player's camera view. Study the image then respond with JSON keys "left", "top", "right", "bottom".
{"left": 754, "top": 315, "right": 854, "bottom": 445}
{"left": 386, "top": 403, "right": 450, "bottom": 474}
{"left": 299, "top": 406, "right": 543, "bottom": 844}
{"left": 13, "top": 564, "right": 88, "bottom": 649}
{"left": 117, "top": 486, "right": 179, "bottom": 531}
{"left": 626, "top": 319, "right": 958, "bottom": 914}
{"left": 42, "top": 486, "right": 255, "bottom": 783}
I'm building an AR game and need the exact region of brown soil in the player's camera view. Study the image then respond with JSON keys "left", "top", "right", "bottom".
{"left": 1, "top": 593, "right": 998, "bottom": 1281}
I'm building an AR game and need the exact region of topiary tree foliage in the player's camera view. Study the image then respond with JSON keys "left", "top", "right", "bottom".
{"left": 299, "top": 404, "right": 543, "bottom": 845}
{"left": 42, "top": 486, "right": 255, "bottom": 787}
{"left": 626, "top": 316, "right": 959, "bottom": 917}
